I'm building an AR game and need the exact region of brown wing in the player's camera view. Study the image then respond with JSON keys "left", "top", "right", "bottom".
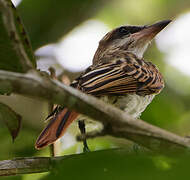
{"left": 71, "top": 57, "right": 164, "bottom": 96}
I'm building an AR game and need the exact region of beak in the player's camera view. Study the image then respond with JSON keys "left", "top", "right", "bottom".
{"left": 132, "top": 20, "right": 172, "bottom": 41}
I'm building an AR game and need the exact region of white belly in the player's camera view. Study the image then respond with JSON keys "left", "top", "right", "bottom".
{"left": 77, "top": 94, "right": 154, "bottom": 132}
{"left": 101, "top": 94, "right": 155, "bottom": 119}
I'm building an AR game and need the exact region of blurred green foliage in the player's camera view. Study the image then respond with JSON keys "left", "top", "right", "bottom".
{"left": 0, "top": 2, "right": 35, "bottom": 72}
{"left": 17, "top": 0, "right": 106, "bottom": 49}
{"left": 0, "top": 102, "right": 21, "bottom": 141}
{"left": 1, "top": 0, "right": 190, "bottom": 179}
{"left": 39, "top": 151, "right": 190, "bottom": 180}
{"left": 0, "top": 12, "right": 24, "bottom": 72}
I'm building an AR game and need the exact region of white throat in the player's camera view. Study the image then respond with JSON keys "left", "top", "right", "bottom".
{"left": 130, "top": 43, "right": 149, "bottom": 59}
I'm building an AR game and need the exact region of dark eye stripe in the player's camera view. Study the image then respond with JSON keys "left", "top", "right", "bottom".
{"left": 118, "top": 27, "right": 130, "bottom": 35}
{"left": 118, "top": 26, "right": 145, "bottom": 36}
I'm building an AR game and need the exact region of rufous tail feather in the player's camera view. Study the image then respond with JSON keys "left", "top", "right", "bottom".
{"left": 35, "top": 108, "right": 78, "bottom": 149}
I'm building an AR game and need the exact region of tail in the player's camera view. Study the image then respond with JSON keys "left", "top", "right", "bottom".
{"left": 35, "top": 108, "right": 79, "bottom": 149}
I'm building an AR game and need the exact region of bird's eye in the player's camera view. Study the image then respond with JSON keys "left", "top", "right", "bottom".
{"left": 118, "top": 27, "right": 130, "bottom": 35}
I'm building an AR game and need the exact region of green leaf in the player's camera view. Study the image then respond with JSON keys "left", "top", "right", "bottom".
{"left": 40, "top": 150, "right": 169, "bottom": 180}
{"left": 0, "top": 0, "right": 36, "bottom": 72}
{"left": 40, "top": 150, "right": 190, "bottom": 180}
{"left": 0, "top": 102, "right": 21, "bottom": 141}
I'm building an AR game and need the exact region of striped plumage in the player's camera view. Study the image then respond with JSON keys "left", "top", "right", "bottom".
{"left": 72, "top": 52, "right": 164, "bottom": 96}
{"left": 35, "top": 20, "right": 171, "bottom": 149}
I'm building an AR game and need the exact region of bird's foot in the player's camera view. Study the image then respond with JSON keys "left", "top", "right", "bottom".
{"left": 78, "top": 120, "right": 90, "bottom": 153}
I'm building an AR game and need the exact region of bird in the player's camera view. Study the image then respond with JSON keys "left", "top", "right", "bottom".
{"left": 35, "top": 20, "right": 171, "bottom": 150}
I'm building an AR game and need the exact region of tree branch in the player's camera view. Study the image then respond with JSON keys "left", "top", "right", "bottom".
{"left": 0, "top": 149, "right": 133, "bottom": 176}
{"left": 0, "top": 157, "right": 51, "bottom": 176}
{"left": 0, "top": 70, "right": 190, "bottom": 154}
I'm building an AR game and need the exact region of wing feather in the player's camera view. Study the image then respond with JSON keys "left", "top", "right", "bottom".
{"left": 72, "top": 57, "right": 164, "bottom": 96}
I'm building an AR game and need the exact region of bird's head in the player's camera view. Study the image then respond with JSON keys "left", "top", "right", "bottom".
{"left": 93, "top": 20, "right": 171, "bottom": 64}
